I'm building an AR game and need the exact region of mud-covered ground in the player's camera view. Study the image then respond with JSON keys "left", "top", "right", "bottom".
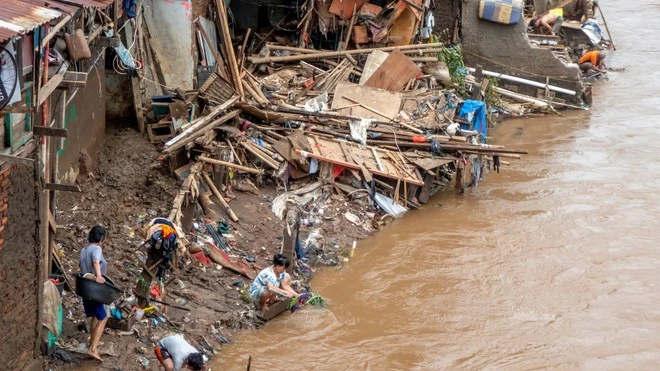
{"left": 47, "top": 126, "right": 372, "bottom": 370}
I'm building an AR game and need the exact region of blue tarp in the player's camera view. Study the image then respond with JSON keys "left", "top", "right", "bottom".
{"left": 459, "top": 100, "right": 488, "bottom": 141}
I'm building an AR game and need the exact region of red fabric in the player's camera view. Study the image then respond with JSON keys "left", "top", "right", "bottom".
{"left": 149, "top": 285, "right": 161, "bottom": 299}
{"left": 191, "top": 250, "right": 212, "bottom": 265}
{"left": 332, "top": 164, "right": 344, "bottom": 178}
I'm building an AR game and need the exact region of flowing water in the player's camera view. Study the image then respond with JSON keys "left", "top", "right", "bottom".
{"left": 217, "top": 3, "right": 660, "bottom": 369}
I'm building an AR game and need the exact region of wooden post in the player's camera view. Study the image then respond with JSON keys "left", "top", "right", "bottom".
{"left": 215, "top": 0, "right": 244, "bottom": 98}
{"left": 471, "top": 64, "right": 483, "bottom": 100}
{"left": 202, "top": 172, "right": 239, "bottom": 222}
{"left": 281, "top": 208, "right": 299, "bottom": 274}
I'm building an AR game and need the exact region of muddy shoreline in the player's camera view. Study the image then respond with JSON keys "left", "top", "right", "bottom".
{"left": 48, "top": 125, "right": 377, "bottom": 370}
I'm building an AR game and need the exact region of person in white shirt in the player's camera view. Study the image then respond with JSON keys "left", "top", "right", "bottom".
{"left": 154, "top": 335, "right": 206, "bottom": 371}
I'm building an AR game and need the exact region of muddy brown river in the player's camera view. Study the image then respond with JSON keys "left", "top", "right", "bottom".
{"left": 218, "top": 4, "right": 660, "bottom": 370}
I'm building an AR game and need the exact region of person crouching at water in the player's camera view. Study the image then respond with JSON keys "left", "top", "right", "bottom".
{"left": 155, "top": 334, "right": 206, "bottom": 371}
{"left": 249, "top": 254, "right": 299, "bottom": 311}
{"left": 79, "top": 225, "right": 109, "bottom": 362}
{"left": 579, "top": 50, "right": 607, "bottom": 74}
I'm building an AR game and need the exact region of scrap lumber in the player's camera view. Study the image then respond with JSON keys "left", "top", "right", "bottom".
{"left": 202, "top": 172, "right": 239, "bottom": 222}
{"left": 239, "top": 141, "right": 279, "bottom": 169}
{"left": 248, "top": 42, "right": 444, "bottom": 64}
{"left": 214, "top": 0, "right": 244, "bottom": 98}
{"left": 163, "top": 96, "right": 240, "bottom": 153}
{"left": 198, "top": 156, "right": 262, "bottom": 174}
{"left": 364, "top": 49, "right": 420, "bottom": 91}
{"left": 296, "top": 148, "right": 423, "bottom": 185}
{"left": 169, "top": 162, "right": 203, "bottom": 223}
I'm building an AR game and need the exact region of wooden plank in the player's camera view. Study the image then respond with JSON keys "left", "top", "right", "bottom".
{"left": 163, "top": 98, "right": 239, "bottom": 153}
{"left": 202, "top": 172, "right": 239, "bottom": 222}
{"left": 331, "top": 81, "right": 402, "bottom": 122}
{"left": 371, "top": 147, "right": 384, "bottom": 171}
{"left": 33, "top": 126, "right": 68, "bottom": 138}
{"left": 38, "top": 74, "right": 65, "bottom": 106}
{"left": 418, "top": 172, "right": 435, "bottom": 204}
{"left": 0, "top": 105, "right": 33, "bottom": 114}
{"left": 364, "top": 49, "right": 420, "bottom": 92}
{"left": 296, "top": 149, "right": 423, "bottom": 186}
{"left": 328, "top": 0, "right": 365, "bottom": 19}
{"left": 44, "top": 183, "right": 82, "bottom": 192}
{"left": 48, "top": 210, "right": 57, "bottom": 233}
{"left": 0, "top": 153, "right": 35, "bottom": 166}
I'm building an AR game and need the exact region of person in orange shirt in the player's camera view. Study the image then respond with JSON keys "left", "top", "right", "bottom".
{"left": 579, "top": 50, "right": 607, "bottom": 73}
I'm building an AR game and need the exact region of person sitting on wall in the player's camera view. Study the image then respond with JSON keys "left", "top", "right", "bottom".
{"left": 154, "top": 334, "right": 207, "bottom": 371}
{"left": 79, "top": 225, "right": 109, "bottom": 362}
{"left": 579, "top": 50, "right": 607, "bottom": 73}
{"left": 248, "top": 254, "right": 299, "bottom": 311}
{"left": 530, "top": 8, "right": 564, "bottom": 36}
{"left": 565, "top": 0, "right": 596, "bottom": 22}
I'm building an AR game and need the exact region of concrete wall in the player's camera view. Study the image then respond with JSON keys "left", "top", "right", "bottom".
{"left": 0, "top": 162, "right": 41, "bottom": 369}
{"left": 461, "top": 0, "right": 583, "bottom": 100}
{"left": 433, "top": 0, "right": 461, "bottom": 37}
{"left": 54, "top": 63, "right": 107, "bottom": 183}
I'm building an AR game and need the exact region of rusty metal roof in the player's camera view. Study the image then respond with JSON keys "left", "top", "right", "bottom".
{"left": 0, "top": 0, "right": 64, "bottom": 43}
{"left": 53, "top": 0, "right": 114, "bottom": 8}
{"left": 0, "top": 0, "right": 113, "bottom": 43}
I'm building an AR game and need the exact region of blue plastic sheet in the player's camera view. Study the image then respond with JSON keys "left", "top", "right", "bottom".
{"left": 459, "top": 100, "right": 488, "bottom": 141}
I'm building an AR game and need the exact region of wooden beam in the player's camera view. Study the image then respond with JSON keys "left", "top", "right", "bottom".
{"left": 38, "top": 62, "right": 69, "bottom": 106}
{"left": 0, "top": 153, "right": 35, "bottom": 166}
{"left": 48, "top": 210, "right": 57, "bottom": 232}
{"left": 44, "top": 183, "right": 82, "bottom": 192}
{"left": 0, "top": 105, "right": 33, "bottom": 114}
{"left": 198, "top": 156, "right": 262, "bottom": 174}
{"left": 201, "top": 172, "right": 239, "bottom": 222}
{"left": 163, "top": 97, "right": 240, "bottom": 153}
{"left": 296, "top": 149, "right": 424, "bottom": 186}
{"left": 39, "top": 15, "right": 73, "bottom": 50}
{"left": 33, "top": 126, "right": 68, "bottom": 138}
{"left": 61, "top": 71, "right": 88, "bottom": 88}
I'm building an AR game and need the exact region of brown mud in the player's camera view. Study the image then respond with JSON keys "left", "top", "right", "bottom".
{"left": 48, "top": 126, "right": 369, "bottom": 370}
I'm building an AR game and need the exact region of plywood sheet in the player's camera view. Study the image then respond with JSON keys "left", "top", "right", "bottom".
{"left": 359, "top": 50, "right": 390, "bottom": 84}
{"left": 364, "top": 49, "right": 420, "bottom": 92}
{"left": 332, "top": 81, "right": 402, "bottom": 122}
{"left": 328, "top": 0, "right": 366, "bottom": 19}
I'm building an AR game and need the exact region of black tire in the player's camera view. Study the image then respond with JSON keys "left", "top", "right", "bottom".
{"left": 0, "top": 46, "right": 18, "bottom": 111}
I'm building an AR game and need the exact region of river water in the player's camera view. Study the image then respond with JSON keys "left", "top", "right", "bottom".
{"left": 218, "top": 3, "right": 660, "bottom": 370}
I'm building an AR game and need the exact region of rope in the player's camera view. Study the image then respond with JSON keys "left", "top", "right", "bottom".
{"left": 462, "top": 48, "right": 581, "bottom": 84}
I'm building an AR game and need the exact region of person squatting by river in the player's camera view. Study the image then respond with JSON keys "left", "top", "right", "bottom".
{"left": 579, "top": 50, "right": 607, "bottom": 74}
{"left": 155, "top": 334, "right": 207, "bottom": 371}
{"left": 78, "top": 225, "right": 109, "bottom": 362}
{"left": 249, "top": 254, "right": 299, "bottom": 311}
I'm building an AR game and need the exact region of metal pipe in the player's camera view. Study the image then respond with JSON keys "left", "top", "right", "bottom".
{"left": 467, "top": 67, "right": 577, "bottom": 96}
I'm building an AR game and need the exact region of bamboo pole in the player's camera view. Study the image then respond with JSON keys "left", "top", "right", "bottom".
{"left": 215, "top": 0, "right": 244, "bottom": 98}
{"left": 239, "top": 141, "right": 279, "bottom": 169}
{"left": 596, "top": 4, "right": 616, "bottom": 50}
{"left": 249, "top": 43, "right": 445, "bottom": 64}
{"left": 198, "top": 156, "right": 262, "bottom": 174}
{"left": 202, "top": 172, "right": 239, "bottom": 222}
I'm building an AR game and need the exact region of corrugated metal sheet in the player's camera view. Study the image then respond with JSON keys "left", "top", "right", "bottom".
{"left": 52, "top": 0, "right": 114, "bottom": 9}
{"left": 0, "top": 0, "right": 113, "bottom": 43}
{"left": 0, "top": 0, "right": 63, "bottom": 42}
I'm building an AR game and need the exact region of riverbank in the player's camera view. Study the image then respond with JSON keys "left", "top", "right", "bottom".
{"left": 47, "top": 126, "right": 378, "bottom": 370}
